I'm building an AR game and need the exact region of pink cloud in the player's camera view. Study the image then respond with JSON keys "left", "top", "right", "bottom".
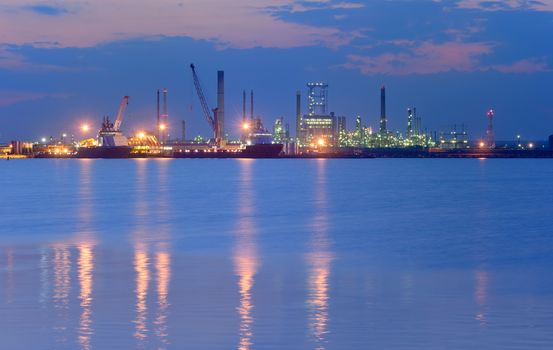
{"left": 342, "top": 41, "right": 551, "bottom": 75}
{"left": 489, "top": 57, "right": 551, "bottom": 73}
{"left": 0, "top": 0, "right": 360, "bottom": 50}
{"left": 342, "top": 41, "right": 494, "bottom": 75}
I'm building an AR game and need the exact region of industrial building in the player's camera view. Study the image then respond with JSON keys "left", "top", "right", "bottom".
{"left": 302, "top": 113, "right": 337, "bottom": 147}
{"left": 273, "top": 118, "right": 289, "bottom": 144}
{"left": 298, "top": 82, "right": 341, "bottom": 147}
{"left": 439, "top": 125, "right": 469, "bottom": 149}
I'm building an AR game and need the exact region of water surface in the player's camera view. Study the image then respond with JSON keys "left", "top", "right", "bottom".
{"left": 1, "top": 159, "right": 553, "bottom": 349}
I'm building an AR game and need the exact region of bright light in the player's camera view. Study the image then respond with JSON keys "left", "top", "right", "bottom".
{"left": 242, "top": 122, "right": 250, "bottom": 131}
{"left": 317, "top": 138, "right": 325, "bottom": 146}
{"left": 62, "top": 133, "right": 67, "bottom": 138}
{"left": 137, "top": 132, "right": 146, "bottom": 139}
{"left": 159, "top": 123, "right": 166, "bottom": 131}
{"left": 41, "top": 138, "right": 47, "bottom": 143}
{"left": 81, "top": 124, "right": 90, "bottom": 132}
{"left": 529, "top": 143, "right": 534, "bottom": 149}
{"left": 479, "top": 141, "right": 485, "bottom": 148}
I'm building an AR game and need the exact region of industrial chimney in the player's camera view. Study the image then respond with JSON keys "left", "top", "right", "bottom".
{"left": 217, "top": 71, "right": 224, "bottom": 140}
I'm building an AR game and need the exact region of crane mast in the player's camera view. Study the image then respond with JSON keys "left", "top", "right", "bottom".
{"left": 190, "top": 64, "right": 220, "bottom": 145}
{"left": 113, "top": 96, "right": 129, "bottom": 131}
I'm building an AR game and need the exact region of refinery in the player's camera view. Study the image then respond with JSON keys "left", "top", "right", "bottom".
{"left": 2, "top": 64, "right": 553, "bottom": 159}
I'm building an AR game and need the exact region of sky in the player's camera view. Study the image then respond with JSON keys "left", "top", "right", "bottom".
{"left": 1, "top": 0, "right": 552, "bottom": 141}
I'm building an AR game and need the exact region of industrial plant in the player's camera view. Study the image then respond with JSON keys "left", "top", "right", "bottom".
{"left": 2, "top": 64, "right": 553, "bottom": 159}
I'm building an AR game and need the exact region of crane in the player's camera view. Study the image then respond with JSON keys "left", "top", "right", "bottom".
{"left": 113, "top": 96, "right": 129, "bottom": 131}
{"left": 190, "top": 64, "right": 220, "bottom": 145}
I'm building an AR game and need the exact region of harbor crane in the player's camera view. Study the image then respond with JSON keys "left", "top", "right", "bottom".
{"left": 190, "top": 64, "right": 221, "bottom": 146}
{"left": 113, "top": 96, "right": 129, "bottom": 131}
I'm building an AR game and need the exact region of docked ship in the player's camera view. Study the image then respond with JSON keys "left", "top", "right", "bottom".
{"left": 173, "top": 143, "right": 283, "bottom": 159}
{"left": 76, "top": 96, "right": 132, "bottom": 159}
{"left": 173, "top": 118, "right": 283, "bottom": 159}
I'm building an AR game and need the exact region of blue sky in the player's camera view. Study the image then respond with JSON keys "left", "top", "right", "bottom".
{"left": 0, "top": 0, "right": 552, "bottom": 141}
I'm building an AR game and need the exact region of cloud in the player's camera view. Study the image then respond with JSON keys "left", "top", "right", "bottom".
{"left": 342, "top": 41, "right": 494, "bottom": 75}
{"left": 341, "top": 41, "right": 551, "bottom": 75}
{"left": 0, "top": 0, "right": 361, "bottom": 50}
{"left": 289, "top": 0, "right": 364, "bottom": 12}
{"left": 489, "top": 57, "right": 551, "bottom": 73}
{"left": 0, "top": 46, "right": 71, "bottom": 71}
{"left": 0, "top": 90, "right": 69, "bottom": 107}
{"left": 27, "top": 4, "right": 68, "bottom": 16}
{"left": 457, "top": 0, "right": 553, "bottom": 11}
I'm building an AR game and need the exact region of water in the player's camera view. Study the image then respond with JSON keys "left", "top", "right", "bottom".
{"left": 1, "top": 158, "right": 553, "bottom": 349}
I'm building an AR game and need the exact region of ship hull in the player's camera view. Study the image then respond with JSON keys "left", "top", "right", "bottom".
{"left": 174, "top": 144, "right": 283, "bottom": 159}
{"left": 76, "top": 146, "right": 132, "bottom": 159}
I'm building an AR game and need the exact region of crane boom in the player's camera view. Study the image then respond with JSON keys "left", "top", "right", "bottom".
{"left": 113, "top": 96, "right": 129, "bottom": 131}
{"left": 190, "top": 64, "right": 219, "bottom": 142}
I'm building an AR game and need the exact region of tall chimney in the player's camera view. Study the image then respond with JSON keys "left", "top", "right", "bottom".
{"left": 250, "top": 90, "right": 254, "bottom": 123}
{"left": 163, "top": 89, "right": 168, "bottom": 116}
{"left": 217, "top": 71, "right": 224, "bottom": 140}
{"left": 242, "top": 90, "right": 246, "bottom": 124}
{"left": 157, "top": 89, "right": 160, "bottom": 138}
{"left": 296, "top": 90, "right": 302, "bottom": 143}
{"left": 380, "top": 85, "right": 387, "bottom": 134}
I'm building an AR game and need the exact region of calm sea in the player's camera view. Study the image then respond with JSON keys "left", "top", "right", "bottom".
{"left": 1, "top": 159, "right": 553, "bottom": 349}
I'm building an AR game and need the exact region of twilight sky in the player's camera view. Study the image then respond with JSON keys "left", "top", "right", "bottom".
{"left": 1, "top": 0, "right": 552, "bottom": 141}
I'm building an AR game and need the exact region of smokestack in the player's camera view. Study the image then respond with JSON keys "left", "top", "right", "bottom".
{"left": 380, "top": 85, "right": 387, "bottom": 134}
{"left": 407, "top": 108, "right": 412, "bottom": 138}
{"left": 163, "top": 89, "right": 168, "bottom": 116}
{"left": 217, "top": 71, "right": 224, "bottom": 140}
{"left": 242, "top": 90, "right": 246, "bottom": 124}
{"left": 250, "top": 90, "right": 254, "bottom": 123}
{"left": 296, "top": 90, "right": 302, "bottom": 142}
{"left": 157, "top": 89, "right": 160, "bottom": 137}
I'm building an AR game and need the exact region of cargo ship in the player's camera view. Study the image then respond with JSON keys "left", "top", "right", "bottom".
{"left": 173, "top": 143, "right": 283, "bottom": 158}
{"left": 76, "top": 96, "right": 132, "bottom": 159}
{"left": 174, "top": 115, "right": 284, "bottom": 158}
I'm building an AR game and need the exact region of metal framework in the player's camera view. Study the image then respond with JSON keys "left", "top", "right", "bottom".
{"left": 190, "top": 64, "right": 220, "bottom": 144}
{"left": 307, "top": 82, "right": 328, "bottom": 116}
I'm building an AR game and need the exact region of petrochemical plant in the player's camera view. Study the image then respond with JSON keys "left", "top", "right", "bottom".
{"left": 2, "top": 64, "right": 553, "bottom": 159}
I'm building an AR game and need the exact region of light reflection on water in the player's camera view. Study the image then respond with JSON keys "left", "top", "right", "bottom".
{"left": 154, "top": 160, "right": 171, "bottom": 348}
{"left": 77, "top": 159, "right": 95, "bottom": 350}
{"left": 475, "top": 270, "right": 489, "bottom": 326}
{"left": 132, "top": 159, "right": 172, "bottom": 348}
{"left": 78, "top": 244, "right": 94, "bottom": 350}
{"left": 52, "top": 243, "right": 71, "bottom": 343}
{"left": 133, "top": 245, "right": 150, "bottom": 343}
{"left": 307, "top": 159, "right": 333, "bottom": 350}
{"left": 234, "top": 159, "right": 258, "bottom": 350}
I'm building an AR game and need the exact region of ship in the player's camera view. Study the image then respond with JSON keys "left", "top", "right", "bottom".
{"left": 76, "top": 96, "right": 132, "bottom": 159}
{"left": 174, "top": 114, "right": 283, "bottom": 159}
{"left": 173, "top": 143, "right": 283, "bottom": 159}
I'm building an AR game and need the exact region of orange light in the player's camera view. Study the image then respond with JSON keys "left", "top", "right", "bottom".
{"left": 159, "top": 124, "right": 166, "bottom": 131}
{"left": 137, "top": 132, "right": 145, "bottom": 139}
{"left": 81, "top": 124, "right": 90, "bottom": 132}
{"left": 317, "top": 138, "right": 325, "bottom": 147}
{"left": 479, "top": 141, "right": 485, "bottom": 148}
{"left": 528, "top": 143, "right": 534, "bottom": 149}
{"left": 242, "top": 122, "right": 250, "bottom": 131}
